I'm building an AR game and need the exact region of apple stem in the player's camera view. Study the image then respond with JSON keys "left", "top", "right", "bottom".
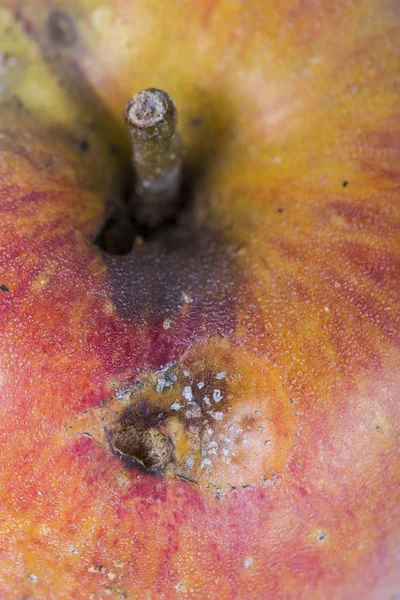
{"left": 125, "top": 88, "right": 182, "bottom": 227}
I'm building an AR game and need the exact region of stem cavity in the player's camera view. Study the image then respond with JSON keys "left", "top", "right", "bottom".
{"left": 125, "top": 88, "right": 182, "bottom": 228}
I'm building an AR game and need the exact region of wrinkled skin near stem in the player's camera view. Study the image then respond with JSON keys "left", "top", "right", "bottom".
{"left": 125, "top": 88, "right": 182, "bottom": 227}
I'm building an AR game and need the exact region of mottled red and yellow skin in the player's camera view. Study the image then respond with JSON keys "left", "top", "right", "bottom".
{"left": 0, "top": 0, "right": 399, "bottom": 598}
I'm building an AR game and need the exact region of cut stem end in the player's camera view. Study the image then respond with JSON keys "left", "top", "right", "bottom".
{"left": 125, "top": 88, "right": 182, "bottom": 228}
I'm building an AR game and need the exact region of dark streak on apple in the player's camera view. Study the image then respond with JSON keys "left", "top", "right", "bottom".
{"left": 105, "top": 226, "right": 241, "bottom": 338}
{"left": 47, "top": 10, "right": 78, "bottom": 48}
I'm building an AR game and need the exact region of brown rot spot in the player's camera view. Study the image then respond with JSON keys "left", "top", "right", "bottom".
{"left": 70, "top": 338, "right": 298, "bottom": 496}
{"left": 105, "top": 398, "right": 174, "bottom": 472}
{"left": 110, "top": 425, "right": 174, "bottom": 472}
{"left": 47, "top": 10, "right": 77, "bottom": 47}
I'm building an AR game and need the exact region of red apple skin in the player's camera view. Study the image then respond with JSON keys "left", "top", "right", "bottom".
{"left": 0, "top": 0, "right": 399, "bottom": 598}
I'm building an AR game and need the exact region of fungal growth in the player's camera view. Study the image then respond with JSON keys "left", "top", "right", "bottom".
{"left": 69, "top": 338, "right": 299, "bottom": 496}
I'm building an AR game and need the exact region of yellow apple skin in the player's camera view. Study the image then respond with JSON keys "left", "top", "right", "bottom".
{"left": 0, "top": 0, "right": 399, "bottom": 598}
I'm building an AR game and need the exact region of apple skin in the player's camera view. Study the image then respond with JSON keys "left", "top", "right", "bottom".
{"left": 0, "top": 0, "right": 399, "bottom": 598}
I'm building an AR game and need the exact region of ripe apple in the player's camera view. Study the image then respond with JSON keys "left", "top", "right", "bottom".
{"left": 0, "top": 0, "right": 399, "bottom": 598}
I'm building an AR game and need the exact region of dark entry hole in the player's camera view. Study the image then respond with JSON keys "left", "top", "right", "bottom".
{"left": 94, "top": 163, "right": 198, "bottom": 255}
{"left": 107, "top": 401, "right": 175, "bottom": 472}
{"left": 110, "top": 425, "right": 174, "bottom": 472}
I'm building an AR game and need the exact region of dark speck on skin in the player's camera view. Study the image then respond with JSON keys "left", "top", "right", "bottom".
{"left": 47, "top": 10, "right": 78, "bottom": 47}
{"left": 277, "top": 208, "right": 283, "bottom": 213}
{"left": 342, "top": 180, "right": 349, "bottom": 188}
{"left": 190, "top": 117, "right": 204, "bottom": 127}
{"left": 0, "top": 284, "right": 10, "bottom": 292}
{"left": 75, "top": 139, "right": 90, "bottom": 153}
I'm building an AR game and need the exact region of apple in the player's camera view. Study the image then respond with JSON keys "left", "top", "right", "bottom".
{"left": 0, "top": 0, "right": 399, "bottom": 598}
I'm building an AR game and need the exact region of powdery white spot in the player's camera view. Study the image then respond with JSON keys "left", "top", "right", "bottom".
{"left": 206, "top": 441, "right": 218, "bottom": 454}
{"left": 170, "top": 402, "right": 181, "bottom": 411}
{"left": 182, "top": 386, "right": 193, "bottom": 402}
{"left": 183, "top": 370, "right": 190, "bottom": 377}
{"left": 0, "top": 53, "right": 20, "bottom": 75}
{"left": 215, "top": 371, "right": 227, "bottom": 380}
{"left": 229, "top": 424, "right": 243, "bottom": 433}
{"left": 223, "top": 448, "right": 237, "bottom": 457}
{"left": 88, "top": 566, "right": 101, "bottom": 573}
{"left": 200, "top": 458, "right": 212, "bottom": 469}
{"left": 28, "top": 574, "right": 38, "bottom": 582}
{"left": 115, "top": 389, "right": 131, "bottom": 402}
{"left": 186, "top": 403, "right": 202, "bottom": 419}
{"left": 107, "top": 572, "right": 116, "bottom": 581}
{"left": 203, "top": 395, "right": 211, "bottom": 406}
{"left": 255, "top": 410, "right": 262, "bottom": 417}
{"left": 156, "top": 369, "right": 177, "bottom": 393}
{"left": 209, "top": 411, "right": 224, "bottom": 421}
{"left": 185, "top": 457, "right": 194, "bottom": 470}
{"left": 265, "top": 440, "right": 272, "bottom": 446}
{"left": 163, "top": 318, "right": 171, "bottom": 330}
{"left": 182, "top": 293, "right": 193, "bottom": 304}
{"left": 242, "top": 557, "right": 253, "bottom": 569}
{"left": 197, "top": 381, "right": 204, "bottom": 389}
{"left": 213, "top": 389, "right": 222, "bottom": 402}
{"left": 242, "top": 438, "right": 251, "bottom": 446}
